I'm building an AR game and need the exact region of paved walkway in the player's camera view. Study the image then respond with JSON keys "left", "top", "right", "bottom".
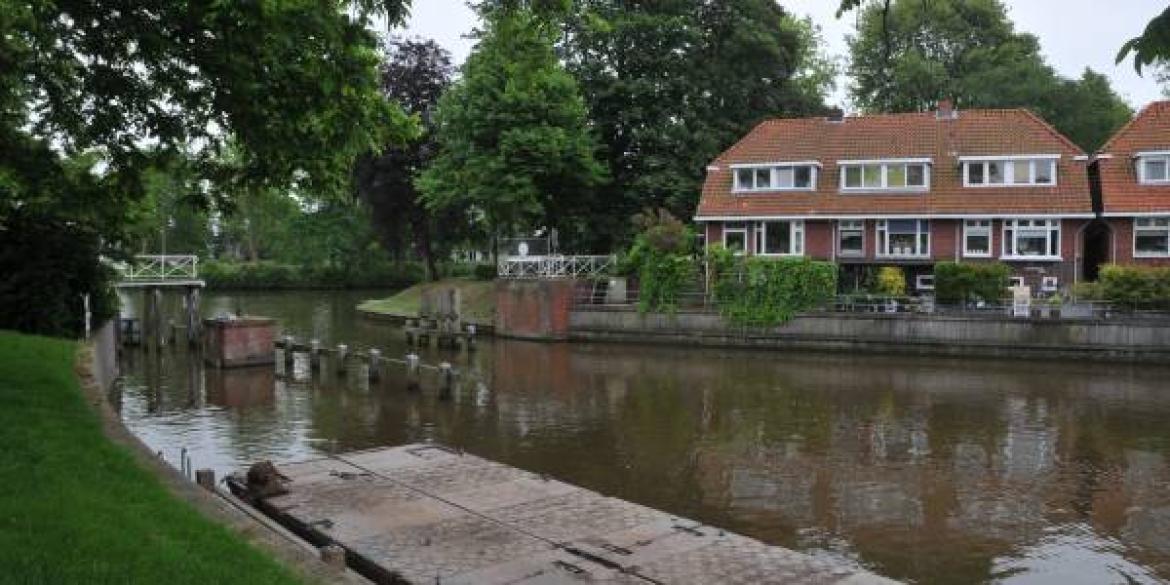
{"left": 247, "top": 444, "right": 900, "bottom": 584}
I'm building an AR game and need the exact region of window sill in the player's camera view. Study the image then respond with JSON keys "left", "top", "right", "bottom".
{"left": 839, "top": 188, "right": 929, "bottom": 194}
{"left": 1134, "top": 253, "right": 1170, "bottom": 258}
{"left": 963, "top": 253, "right": 993, "bottom": 258}
{"left": 876, "top": 254, "right": 931, "bottom": 260}
{"left": 733, "top": 188, "right": 815, "bottom": 194}
{"left": 1001, "top": 255, "right": 1062, "bottom": 261}
{"left": 964, "top": 183, "right": 1056, "bottom": 188}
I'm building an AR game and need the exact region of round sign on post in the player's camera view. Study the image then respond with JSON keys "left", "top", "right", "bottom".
{"left": 518, "top": 241, "right": 529, "bottom": 257}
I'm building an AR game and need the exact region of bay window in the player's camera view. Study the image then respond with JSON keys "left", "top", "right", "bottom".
{"left": 1137, "top": 153, "right": 1170, "bottom": 184}
{"left": 754, "top": 221, "right": 804, "bottom": 256}
{"left": 963, "top": 220, "right": 992, "bottom": 257}
{"left": 733, "top": 163, "right": 818, "bottom": 192}
{"left": 838, "top": 220, "right": 864, "bottom": 256}
{"left": 723, "top": 222, "right": 748, "bottom": 254}
{"left": 1135, "top": 218, "right": 1170, "bottom": 257}
{"left": 1003, "top": 219, "right": 1060, "bottom": 259}
{"left": 840, "top": 159, "right": 930, "bottom": 191}
{"left": 963, "top": 157, "right": 1057, "bottom": 187}
{"left": 876, "top": 219, "right": 930, "bottom": 258}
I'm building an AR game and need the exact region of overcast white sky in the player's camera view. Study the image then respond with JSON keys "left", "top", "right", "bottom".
{"left": 397, "top": 0, "right": 1166, "bottom": 109}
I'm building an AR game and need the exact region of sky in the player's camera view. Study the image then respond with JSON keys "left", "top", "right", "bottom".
{"left": 397, "top": 0, "right": 1166, "bottom": 110}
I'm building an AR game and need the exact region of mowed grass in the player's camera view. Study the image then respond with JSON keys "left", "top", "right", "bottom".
{"left": 0, "top": 331, "right": 304, "bottom": 585}
{"left": 358, "top": 277, "right": 496, "bottom": 324}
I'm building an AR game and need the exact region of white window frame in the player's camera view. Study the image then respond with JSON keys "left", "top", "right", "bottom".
{"left": 731, "top": 162, "right": 819, "bottom": 193}
{"left": 754, "top": 220, "right": 804, "bottom": 257}
{"left": 722, "top": 222, "right": 749, "bottom": 255}
{"left": 1136, "top": 152, "right": 1170, "bottom": 185}
{"left": 1134, "top": 217, "right": 1170, "bottom": 258}
{"left": 838, "top": 158, "right": 931, "bottom": 192}
{"left": 1041, "top": 276, "right": 1059, "bottom": 293}
{"left": 876, "top": 219, "right": 931, "bottom": 258}
{"left": 961, "top": 155, "right": 1059, "bottom": 188}
{"left": 963, "top": 219, "right": 993, "bottom": 258}
{"left": 916, "top": 274, "right": 935, "bottom": 291}
{"left": 1002, "top": 219, "right": 1061, "bottom": 261}
{"left": 837, "top": 220, "right": 865, "bottom": 257}
{"left": 1009, "top": 276, "right": 1026, "bottom": 289}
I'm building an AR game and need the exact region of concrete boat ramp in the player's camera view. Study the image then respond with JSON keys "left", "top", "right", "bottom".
{"left": 231, "top": 444, "right": 898, "bottom": 584}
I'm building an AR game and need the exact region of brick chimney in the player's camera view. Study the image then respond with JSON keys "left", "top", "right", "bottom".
{"left": 936, "top": 98, "right": 957, "bottom": 120}
{"left": 826, "top": 107, "right": 845, "bottom": 123}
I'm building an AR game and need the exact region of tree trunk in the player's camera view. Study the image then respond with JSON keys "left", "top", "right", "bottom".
{"left": 416, "top": 217, "right": 439, "bottom": 282}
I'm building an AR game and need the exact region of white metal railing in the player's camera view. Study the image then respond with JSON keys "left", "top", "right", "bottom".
{"left": 120, "top": 255, "right": 199, "bottom": 281}
{"left": 497, "top": 255, "right": 614, "bottom": 279}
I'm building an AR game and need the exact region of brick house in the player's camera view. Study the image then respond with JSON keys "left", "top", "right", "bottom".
{"left": 1094, "top": 101, "right": 1170, "bottom": 269}
{"left": 695, "top": 103, "right": 1095, "bottom": 294}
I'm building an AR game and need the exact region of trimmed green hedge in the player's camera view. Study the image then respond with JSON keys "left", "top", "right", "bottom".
{"left": 1098, "top": 264, "right": 1170, "bottom": 308}
{"left": 934, "top": 262, "right": 1011, "bottom": 304}
{"left": 201, "top": 260, "right": 426, "bottom": 290}
{"left": 710, "top": 250, "right": 837, "bottom": 326}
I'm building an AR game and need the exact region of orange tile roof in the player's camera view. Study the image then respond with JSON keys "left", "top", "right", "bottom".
{"left": 696, "top": 109, "right": 1093, "bottom": 219}
{"left": 1097, "top": 101, "right": 1170, "bottom": 215}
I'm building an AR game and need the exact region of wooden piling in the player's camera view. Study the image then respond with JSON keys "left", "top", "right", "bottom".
{"left": 195, "top": 469, "right": 216, "bottom": 491}
{"left": 335, "top": 344, "right": 348, "bottom": 377}
{"left": 368, "top": 349, "right": 382, "bottom": 383}
{"left": 405, "top": 353, "right": 420, "bottom": 391}
{"left": 310, "top": 339, "right": 322, "bottom": 371}
{"left": 438, "top": 362, "right": 454, "bottom": 400}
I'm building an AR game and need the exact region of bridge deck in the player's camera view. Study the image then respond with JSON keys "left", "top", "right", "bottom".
{"left": 231, "top": 444, "right": 898, "bottom": 585}
{"left": 115, "top": 279, "right": 205, "bottom": 288}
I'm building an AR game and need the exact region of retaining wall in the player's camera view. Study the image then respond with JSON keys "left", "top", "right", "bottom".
{"left": 494, "top": 279, "right": 575, "bottom": 340}
{"left": 569, "top": 308, "right": 1170, "bottom": 363}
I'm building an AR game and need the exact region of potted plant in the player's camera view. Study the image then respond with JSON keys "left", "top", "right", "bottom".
{"left": 1047, "top": 293, "right": 1063, "bottom": 319}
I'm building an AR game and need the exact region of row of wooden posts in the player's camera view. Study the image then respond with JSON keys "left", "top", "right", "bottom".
{"left": 273, "top": 337, "right": 462, "bottom": 396}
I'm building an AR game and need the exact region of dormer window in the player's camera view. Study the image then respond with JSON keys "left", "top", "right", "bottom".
{"left": 838, "top": 158, "right": 930, "bottom": 192}
{"left": 1136, "top": 152, "right": 1170, "bottom": 184}
{"left": 731, "top": 163, "right": 818, "bottom": 192}
{"left": 961, "top": 155, "right": 1058, "bottom": 187}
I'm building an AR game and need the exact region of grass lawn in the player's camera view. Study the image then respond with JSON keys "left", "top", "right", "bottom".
{"left": 0, "top": 330, "right": 306, "bottom": 584}
{"left": 357, "top": 277, "right": 495, "bottom": 324}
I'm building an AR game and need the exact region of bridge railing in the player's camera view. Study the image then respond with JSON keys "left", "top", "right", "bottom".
{"left": 120, "top": 255, "right": 200, "bottom": 281}
{"left": 497, "top": 255, "right": 614, "bottom": 279}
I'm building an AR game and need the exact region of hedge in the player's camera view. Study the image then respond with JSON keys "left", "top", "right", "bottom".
{"left": 710, "top": 250, "right": 837, "bottom": 326}
{"left": 934, "top": 262, "right": 1011, "bottom": 304}
{"left": 1098, "top": 264, "right": 1170, "bottom": 308}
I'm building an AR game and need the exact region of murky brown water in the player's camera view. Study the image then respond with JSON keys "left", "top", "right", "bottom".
{"left": 114, "top": 290, "right": 1170, "bottom": 584}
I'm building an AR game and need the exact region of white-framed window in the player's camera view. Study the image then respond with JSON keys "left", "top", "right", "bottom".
{"left": 962, "top": 157, "right": 1057, "bottom": 187}
{"left": 732, "top": 163, "right": 817, "bottom": 192}
{"left": 1002, "top": 219, "right": 1061, "bottom": 260}
{"left": 916, "top": 274, "right": 935, "bottom": 291}
{"left": 1009, "top": 276, "right": 1026, "bottom": 288}
{"left": 839, "top": 159, "right": 930, "bottom": 192}
{"left": 723, "top": 222, "right": 748, "bottom": 255}
{"left": 1134, "top": 217, "right": 1170, "bottom": 257}
{"left": 838, "top": 220, "right": 865, "bottom": 257}
{"left": 1137, "top": 154, "right": 1170, "bottom": 184}
{"left": 876, "top": 219, "right": 930, "bottom": 258}
{"left": 963, "top": 219, "right": 993, "bottom": 258}
{"left": 1041, "top": 276, "right": 1059, "bottom": 292}
{"left": 754, "top": 221, "right": 804, "bottom": 256}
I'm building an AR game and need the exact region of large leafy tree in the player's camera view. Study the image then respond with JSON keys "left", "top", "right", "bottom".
{"left": 558, "top": 0, "right": 830, "bottom": 247}
{"left": 356, "top": 39, "right": 470, "bottom": 280}
{"left": 1117, "top": 6, "right": 1170, "bottom": 73}
{"left": 847, "top": 0, "right": 1131, "bottom": 151}
{"left": 418, "top": 6, "right": 607, "bottom": 250}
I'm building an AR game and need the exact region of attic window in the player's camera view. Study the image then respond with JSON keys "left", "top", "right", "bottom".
{"left": 839, "top": 159, "right": 931, "bottom": 192}
{"left": 1137, "top": 153, "right": 1170, "bottom": 184}
{"left": 732, "top": 163, "right": 818, "bottom": 192}
{"left": 961, "top": 156, "right": 1058, "bottom": 187}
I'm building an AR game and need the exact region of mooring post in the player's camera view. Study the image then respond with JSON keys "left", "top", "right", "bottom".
{"left": 153, "top": 287, "right": 165, "bottom": 348}
{"left": 185, "top": 287, "right": 201, "bottom": 346}
{"left": 283, "top": 336, "right": 295, "bottom": 366}
{"left": 195, "top": 469, "right": 216, "bottom": 492}
{"left": 310, "top": 338, "right": 322, "bottom": 371}
{"left": 320, "top": 545, "right": 346, "bottom": 570}
{"left": 335, "top": 344, "right": 348, "bottom": 377}
{"left": 167, "top": 318, "right": 177, "bottom": 347}
{"left": 406, "top": 353, "right": 421, "bottom": 391}
{"left": 466, "top": 324, "right": 477, "bottom": 351}
{"left": 368, "top": 348, "right": 382, "bottom": 383}
{"left": 438, "top": 362, "right": 454, "bottom": 400}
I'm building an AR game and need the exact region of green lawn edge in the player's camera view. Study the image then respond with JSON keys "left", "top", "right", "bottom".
{"left": 357, "top": 278, "right": 496, "bottom": 325}
{"left": 0, "top": 330, "right": 308, "bottom": 584}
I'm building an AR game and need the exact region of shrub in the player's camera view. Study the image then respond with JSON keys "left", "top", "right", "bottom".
{"left": 201, "top": 259, "right": 425, "bottom": 290}
{"left": 626, "top": 209, "right": 698, "bottom": 313}
{"left": 710, "top": 254, "right": 837, "bottom": 326}
{"left": 1098, "top": 264, "right": 1170, "bottom": 308}
{"left": 875, "top": 266, "right": 907, "bottom": 297}
{"left": 933, "top": 262, "right": 1011, "bottom": 304}
{"left": 472, "top": 263, "right": 497, "bottom": 281}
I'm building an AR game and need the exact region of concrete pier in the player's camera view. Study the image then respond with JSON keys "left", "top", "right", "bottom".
{"left": 229, "top": 444, "right": 898, "bottom": 585}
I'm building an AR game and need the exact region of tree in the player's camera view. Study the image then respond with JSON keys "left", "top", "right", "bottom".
{"left": 355, "top": 39, "right": 469, "bottom": 280}
{"left": 1157, "top": 63, "right": 1170, "bottom": 98}
{"left": 418, "top": 7, "right": 607, "bottom": 250}
{"left": 558, "top": 0, "right": 830, "bottom": 248}
{"left": 846, "top": 0, "right": 1131, "bottom": 152}
{"left": 1117, "top": 6, "right": 1170, "bottom": 73}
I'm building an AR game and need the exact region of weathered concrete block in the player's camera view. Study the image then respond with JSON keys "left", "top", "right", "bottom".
{"left": 494, "top": 279, "right": 576, "bottom": 340}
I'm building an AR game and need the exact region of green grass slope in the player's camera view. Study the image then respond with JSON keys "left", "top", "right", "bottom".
{"left": 0, "top": 331, "right": 305, "bottom": 584}
{"left": 357, "top": 278, "right": 495, "bottom": 325}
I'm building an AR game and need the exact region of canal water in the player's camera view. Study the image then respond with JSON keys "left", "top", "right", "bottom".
{"left": 115, "top": 290, "right": 1170, "bottom": 585}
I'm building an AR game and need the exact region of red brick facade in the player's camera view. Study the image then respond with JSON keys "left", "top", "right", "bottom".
{"left": 1095, "top": 101, "right": 1170, "bottom": 268}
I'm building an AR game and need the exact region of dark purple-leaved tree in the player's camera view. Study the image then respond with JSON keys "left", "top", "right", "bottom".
{"left": 355, "top": 38, "right": 470, "bottom": 281}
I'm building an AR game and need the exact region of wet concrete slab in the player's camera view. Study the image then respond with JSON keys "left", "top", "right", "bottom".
{"left": 241, "top": 444, "right": 901, "bottom": 584}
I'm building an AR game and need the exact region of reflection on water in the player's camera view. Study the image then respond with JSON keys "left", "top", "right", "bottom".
{"left": 115, "top": 290, "right": 1170, "bottom": 584}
